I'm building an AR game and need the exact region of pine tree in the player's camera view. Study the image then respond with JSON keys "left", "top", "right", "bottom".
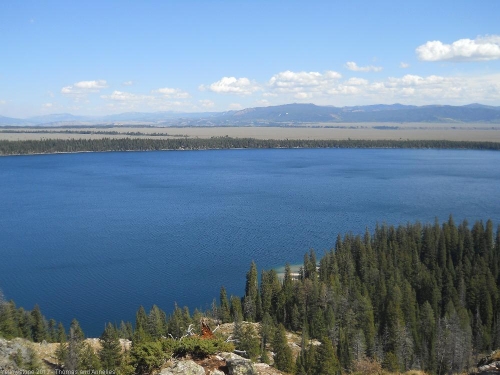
{"left": 314, "top": 336, "right": 341, "bottom": 375}
{"left": 48, "top": 319, "right": 57, "bottom": 342}
{"left": 100, "top": 323, "right": 122, "bottom": 370}
{"left": 238, "top": 324, "right": 261, "bottom": 361}
{"left": 219, "top": 286, "right": 231, "bottom": 323}
{"left": 273, "top": 323, "right": 294, "bottom": 373}
{"left": 135, "top": 306, "right": 148, "bottom": 333}
{"left": 55, "top": 322, "right": 67, "bottom": 366}
{"left": 17, "top": 307, "right": 32, "bottom": 339}
{"left": 0, "top": 300, "right": 18, "bottom": 338}
{"left": 118, "top": 321, "right": 133, "bottom": 340}
{"left": 65, "top": 319, "right": 85, "bottom": 371}
{"left": 31, "top": 304, "right": 46, "bottom": 342}
{"left": 80, "top": 342, "right": 101, "bottom": 371}
{"left": 147, "top": 305, "right": 166, "bottom": 338}
{"left": 244, "top": 261, "right": 259, "bottom": 321}
{"left": 260, "top": 312, "right": 274, "bottom": 364}
{"left": 230, "top": 295, "right": 243, "bottom": 322}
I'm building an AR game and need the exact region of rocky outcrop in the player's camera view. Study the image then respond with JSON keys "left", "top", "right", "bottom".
{"left": 159, "top": 353, "right": 259, "bottom": 375}
{"left": 479, "top": 361, "right": 500, "bottom": 374}
{"left": 0, "top": 338, "right": 41, "bottom": 371}
{"left": 477, "top": 350, "right": 500, "bottom": 374}
{"left": 160, "top": 359, "right": 205, "bottom": 375}
{"left": 219, "top": 352, "right": 257, "bottom": 375}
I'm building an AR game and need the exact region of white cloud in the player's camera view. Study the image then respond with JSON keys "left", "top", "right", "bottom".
{"left": 346, "top": 77, "right": 369, "bottom": 86}
{"left": 73, "top": 80, "right": 108, "bottom": 89}
{"left": 0, "top": 99, "right": 6, "bottom": 105}
{"left": 122, "top": 81, "right": 134, "bottom": 86}
{"left": 416, "top": 35, "right": 500, "bottom": 61}
{"left": 358, "top": 73, "right": 500, "bottom": 104}
{"left": 345, "top": 62, "right": 383, "bottom": 72}
{"left": 199, "top": 99, "right": 215, "bottom": 108}
{"left": 268, "top": 70, "right": 342, "bottom": 95}
{"left": 200, "top": 77, "right": 260, "bottom": 95}
{"left": 61, "top": 86, "right": 74, "bottom": 95}
{"left": 61, "top": 80, "right": 108, "bottom": 97}
{"left": 153, "top": 87, "right": 190, "bottom": 98}
{"left": 400, "top": 62, "right": 410, "bottom": 68}
{"left": 101, "top": 90, "right": 153, "bottom": 102}
{"left": 263, "top": 69, "right": 500, "bottom": 105}
{"left": 42, "top": 103, "right": 53, "bottom": 108}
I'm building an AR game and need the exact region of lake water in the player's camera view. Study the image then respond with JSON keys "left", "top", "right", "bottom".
{"left": 1, "top": 148, "right": 500, "bottom": 336}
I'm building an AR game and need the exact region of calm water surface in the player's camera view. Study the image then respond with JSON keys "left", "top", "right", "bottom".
{"left": 1, "top": 148, "right": 499, "bottom": 336}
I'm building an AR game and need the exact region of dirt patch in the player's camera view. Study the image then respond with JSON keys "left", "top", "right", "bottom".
{"left": 194, "top": 356, "right": 228, "bottom": 374}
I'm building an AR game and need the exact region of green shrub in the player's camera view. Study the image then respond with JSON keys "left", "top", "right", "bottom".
{"left": 160, "top": 336, "right": 234, "bottom": 359}
{"left": 130, "top": 342, "right": 166, "bottom": 374}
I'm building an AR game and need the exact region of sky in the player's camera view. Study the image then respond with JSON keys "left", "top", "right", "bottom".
{"left": 1, "top": 0, "right": 500, "bottom": 118}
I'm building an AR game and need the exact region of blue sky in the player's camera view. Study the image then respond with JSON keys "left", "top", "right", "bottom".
{"left": 1, "top": 0, "right": 500, "bottom": 117}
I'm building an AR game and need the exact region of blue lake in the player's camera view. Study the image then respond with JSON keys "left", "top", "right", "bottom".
{"left": 1, "top": 148, "right": 500, "bottom": 336}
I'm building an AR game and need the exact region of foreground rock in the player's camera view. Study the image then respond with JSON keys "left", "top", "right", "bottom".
{"left": 160, "top": 359, "right": 205, "bottom": 375}
{"left": 479, "top": 361, "right": 500, "bottom": 374}
{"left": 478, "top": 350, "right": 500, "bottom": 374}
{"left": 162, "top": 352, "right": 262, "bottom": 375}
{"left": 219, "top": 352, "right": 257, "bottom": 375}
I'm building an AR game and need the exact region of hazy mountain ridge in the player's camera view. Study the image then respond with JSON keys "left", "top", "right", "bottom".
{"left": 1, "top": 103, "right": 500, "bottom": 126}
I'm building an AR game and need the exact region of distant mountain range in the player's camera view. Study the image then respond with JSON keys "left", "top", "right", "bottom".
{"left": 2, "top": 103, "right": 500, "bottom": 126}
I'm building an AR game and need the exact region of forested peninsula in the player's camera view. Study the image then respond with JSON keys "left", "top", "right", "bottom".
{"left": 1, "top": 137, "right": 500, "bottom": 155}
{"left": 1, "top": 217, "right": 500, "bottom": 375}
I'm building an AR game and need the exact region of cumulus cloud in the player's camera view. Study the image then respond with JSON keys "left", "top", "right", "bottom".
{"left": 153, "top": 87, "right": 190, "bottom": 98}
{"left": 0, "top": 99, "right": 6, "bottom": 105}
{"left": 42, "top": 103, "right": 53, "bottom": 108}
{"left": 61, "top": 80, "right": 108, "bottom": 97}
{"left": 268, "top": 70, "right": 342, "bottom": 95}
{"left": 416, "top": 35, "right": 500, "bottom": 61}
{"left": 199, "top": 77, "right": 260, "bottom": 95}
{"left": 122, "top": 81, "right": 134, "bottom": 86}
{"left": 263, "top": 69, "right": 500, "bottom": 105}
{"left": 74, "top": 80, "right": 108, "bottom": 89}
{"left": 400, "top": 62, "right": 410, "bottom": 68}
{"left": 345, "top": 62, "right": 383, "bottom": 72}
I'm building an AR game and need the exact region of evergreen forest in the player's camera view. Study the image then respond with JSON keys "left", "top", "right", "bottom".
{"left": 1, "top": 137, "right": 500, "bottom": 155}
{"left": 1, "top": 217, "right": 500, "bottom": 374}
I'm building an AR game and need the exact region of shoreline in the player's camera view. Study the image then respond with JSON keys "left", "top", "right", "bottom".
{"left": 1, "top": 137, "right": 500, "bottom": 156}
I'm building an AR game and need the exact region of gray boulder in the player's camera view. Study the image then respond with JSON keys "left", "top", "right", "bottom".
{"left": 219, "top": 352, "right": 257, "bottom": 375}
{"left": 160, "top": 360, "right": 205, "bottom": 375}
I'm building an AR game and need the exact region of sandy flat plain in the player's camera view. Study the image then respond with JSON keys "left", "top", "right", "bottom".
{"left": 1, "top": 124, "right": 500, "bottom": 142}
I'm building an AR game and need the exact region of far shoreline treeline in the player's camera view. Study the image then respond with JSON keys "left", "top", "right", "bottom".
{"left": 1, "top": 137, "right": 500, "bottom": 156}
